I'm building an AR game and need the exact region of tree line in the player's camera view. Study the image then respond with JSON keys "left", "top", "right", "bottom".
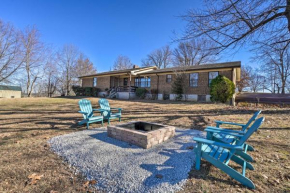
{"left": 2, "top": 0, "right": 290, "bottom": 95}
{"left": 0, "top": 19, "right": 96, "bottom": 97}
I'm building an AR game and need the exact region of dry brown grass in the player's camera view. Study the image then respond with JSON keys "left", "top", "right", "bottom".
{"left": 0, "top": 97, "right": 289, "bottom": 193}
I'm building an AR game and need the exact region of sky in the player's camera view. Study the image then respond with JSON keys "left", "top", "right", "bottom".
{"left": 0, "top": 0, "right": 253, "bottom": 72}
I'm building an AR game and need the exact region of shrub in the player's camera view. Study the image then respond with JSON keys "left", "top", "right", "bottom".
{"left": 85, "top": 87, "right": 92, "bottom": 96}
{"left": 171, "top": 74, "right": 184, "bottom": 100}
{"left": 136, "top": 88, "right": 147, "bottom": 99}
{"left": 72, "top": 86, "right": 100, "bottom": 96}
{"left": 163, "top": 93, "right": 170, "bottom": 100}
{"left": 92, "top": 87, "right": 101, "bottom": 96}
{"left": 150, "top": 89, "right": 158, "bottom": 100}
{"left": 210, "top": 75, "right": 235, "bottom": 103}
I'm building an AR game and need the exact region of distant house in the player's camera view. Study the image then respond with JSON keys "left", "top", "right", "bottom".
{"left": 0, "top": 85, "right": 22, "bottom": 98}
{"left": 79, "top": 61, "right": 241, "bottom": 102}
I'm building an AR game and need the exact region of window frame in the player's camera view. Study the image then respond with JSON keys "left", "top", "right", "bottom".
{"left": 123, "top": 78, "right": 128, "bottom": 86}
{"left": 93, "top": 77, "right": 97, "bottom": 87}
{"left": 208, "top": 71, "right": 219, "bottom": 86}
{"left": 166, "top": 74, "right": 172, "bottom": 83}
{"left": 134, "top": 77, "right": 151, "bottom": 88}
{"left": 189, "top": 73, "right": 199, "bottom": 87}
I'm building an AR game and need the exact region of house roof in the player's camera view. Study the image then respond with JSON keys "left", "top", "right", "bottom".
{"left": 79, "top": 61, "right": 241, "bottom": 78}
{"left": 0, "top": 85, "right": 22, "bottom": 91}
{"left": 143, "top": 61, "right": 241, "bottom": 74}
{"left": 79, "top": 66, "right": 158, "bottom": 78}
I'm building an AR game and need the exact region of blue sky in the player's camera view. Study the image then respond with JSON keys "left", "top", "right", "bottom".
{"left": 0, "top": 0, "right": 253, "bottom": 72}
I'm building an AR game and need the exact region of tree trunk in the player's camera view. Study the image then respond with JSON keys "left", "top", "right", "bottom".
{"left": 286, "top": 0, "right": 290, "bottom": 33}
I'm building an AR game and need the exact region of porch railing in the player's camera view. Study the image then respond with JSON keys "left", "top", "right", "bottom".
{"left": 115, "top": 86, "right": 138, "bottom": 92}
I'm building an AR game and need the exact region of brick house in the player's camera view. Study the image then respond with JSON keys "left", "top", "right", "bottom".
{"left": 79, "top": 61, "right": 241, "bottom": 102}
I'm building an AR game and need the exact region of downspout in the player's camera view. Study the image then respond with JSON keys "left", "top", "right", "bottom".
{"left": 129, "top": 73, "right": 131, "bottom": 99}
{"left": 232, "top": 68, "right": 236, "bottom": 106}
{"left": 156, "top": 73, "right": 159, "bottom": 100}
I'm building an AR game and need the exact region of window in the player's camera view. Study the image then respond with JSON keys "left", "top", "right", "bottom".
{"left": 135, "top": 77, "right": 151, "bottom": 87}
{"left": 93, "top": 77, "right": 97, "bottom": 87}
{"left": 166, "top": 74, "right": 172, "bottom": 83}
{"left": 209, "top": 71, "right": 219, "bottom": 86}
{"left": 124, "top": 78, "right": 128, "bottom": 86}
{"left": 189, "top": 73, "right": 198, "bottom": 87}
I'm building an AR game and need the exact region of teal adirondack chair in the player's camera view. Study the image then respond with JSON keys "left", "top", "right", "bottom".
{"left": 78, "top": 99, "right": 104, "bottom": 129}
{"left": 96, "top": 98, "right": 122, "bottom": 124}
{"left": 194, "top": 117, "right": 264, "bottom": 189}
{"left": 206, "top": 110, "right": 262, "bottom": 152}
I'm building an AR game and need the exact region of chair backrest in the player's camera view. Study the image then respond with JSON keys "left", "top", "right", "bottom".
{"left": 243, "top": 110, "right": 262, "bottom": 131}
{"left": 236, "top": 117, "right": 264, "bottom": 146}
{"left": 78, "top": 99, "right": 93, "bottom": 119}
{"left": 98, "top": 98, "right": 111, "bottom": 111}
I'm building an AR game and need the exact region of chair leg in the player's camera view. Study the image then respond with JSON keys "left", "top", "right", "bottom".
{"left": 204, "top": 154, "right": 255, "bottom": 189}
{"left": 86, "top": 122, "right": 89, "bottom": 129}
{"left": 108, "top": 119, "right": 110, "bottom": 125}
{"left": 119, "top": 117, "right": 121, "bottom": 122}
{"left": 235, "top": 150, "right": 254, "bottom": 162}
{"left": 230, "top": 154, "right": 254, "bottom": 170}
{"left": 195, "top": 143, "right": 202, "bottom": 170}
{"left": 101, "top": 120, "right": 104, "bottom": 127}
{"left": 247, "top": 144, "right": 255, "bottom": 151}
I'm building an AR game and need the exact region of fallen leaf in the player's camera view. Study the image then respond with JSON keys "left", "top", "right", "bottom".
{"left": 83, "top": 181, "right": 90, "bottom": 187}
{"left": 90, "top": 180, "right": 97, "bottom": 185}
{"left": 262, "top": 174, "right": 268, "bottom": 179}
{"left": 28, "top": 173, "right": 43, "bottom": 185}
{"left": 274, "top": 179, "right": 280, "bottom": 184}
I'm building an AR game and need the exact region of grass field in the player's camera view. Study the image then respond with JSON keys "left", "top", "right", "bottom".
{"left": 0, "top": 97, "right": 289, "bottom": 192}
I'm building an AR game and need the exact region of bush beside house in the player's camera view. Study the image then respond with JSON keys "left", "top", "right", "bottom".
{"left": 210, "top": 75, "right": 235, "bottom": 103}
{"left": 72, "top": 86, "right": 100, "bottom": 96}
{"left": 136, "top": 88, "right": 147, "bottom": 99}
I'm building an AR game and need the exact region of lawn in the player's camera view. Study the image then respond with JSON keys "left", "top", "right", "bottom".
{"left": 0, "top": 97, "right": 289, "bottom": 192}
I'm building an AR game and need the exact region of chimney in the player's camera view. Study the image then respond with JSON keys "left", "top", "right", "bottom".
{"left": 133, "top": 65, "right": 139, "bottom": 69}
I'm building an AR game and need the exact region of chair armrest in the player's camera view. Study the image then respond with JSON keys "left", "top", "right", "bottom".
{"left": 110, "top": 108, "right": 122, "bottom": 110}
{"left": 193, "top": 137, "right": 243, "bottom": 150}
{"left": 215, "top": 121, "right": 246, "bottom": 127}
{"left": 206, "top": 126, "right": 246, "bottom": 134}
{"left": 93, "top": 109, "right": 106, "bottom": 112}
{"left": 78, "top": 111, "right": 88, "bottom": 114}
{"left": 205, "top": 129, "right": 244, "bottom": 137}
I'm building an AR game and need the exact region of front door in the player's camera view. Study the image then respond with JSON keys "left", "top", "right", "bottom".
{"left": 124, "top": 78, "right": 128, "bottom": 86}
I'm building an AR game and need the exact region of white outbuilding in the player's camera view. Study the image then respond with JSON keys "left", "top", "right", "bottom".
{"left": 0, "top": 85, "right": 22, "bottom": 98}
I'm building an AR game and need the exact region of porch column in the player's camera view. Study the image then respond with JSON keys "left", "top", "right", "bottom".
{"left": 129, "top": 73, "right": 131, "bottom": 99}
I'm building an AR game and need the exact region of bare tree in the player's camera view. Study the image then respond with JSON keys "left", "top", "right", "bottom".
{"left": 43, "top": 53, "right": 59, "bottom": 97}
{"left": 181, "top": 0, "right": 290, "bottom": 52}
{"left": 172, "top": 39, "right": 217, "bottom": 66}
{"left": 75, "top": 53, "right": 97, "bottom": 85}
{"left": 113, "top": 55, "right": 133, "bottom": 70}
{"left": 57, "top": 44, "right": 79, "bottom": 96}
{"left": 249, "top": 68, "right": 265, "bottom": 92}
{"left": 19, "top": 26, "right": 45, "bottom": 97}
{"left": 0, "top": 19, "right": 23, "bottom": 83}
{"left": 256, "top": 42, "right": 290, "bottom": 94}
{"left": 236, "top": 65, "right": 252, "bottom": 92}
{"left": 142, "top": 45, "right": 171, "bottom": 69}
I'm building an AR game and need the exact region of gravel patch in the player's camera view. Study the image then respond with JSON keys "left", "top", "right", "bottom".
{"left": 49, "top": 128, "right": 204, "bottom": 193}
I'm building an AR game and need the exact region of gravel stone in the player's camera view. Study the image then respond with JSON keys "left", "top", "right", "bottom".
{"left": 49, "top": 128, "right": 204, "bottom": 193}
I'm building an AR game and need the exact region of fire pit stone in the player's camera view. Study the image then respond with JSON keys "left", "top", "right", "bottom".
{"left": 107, "top": 121, "right": 175, "bottom": 149}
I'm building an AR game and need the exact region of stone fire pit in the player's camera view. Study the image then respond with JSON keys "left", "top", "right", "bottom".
{"left": 107, "top": 121, "right": 175, "bottom": 149}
